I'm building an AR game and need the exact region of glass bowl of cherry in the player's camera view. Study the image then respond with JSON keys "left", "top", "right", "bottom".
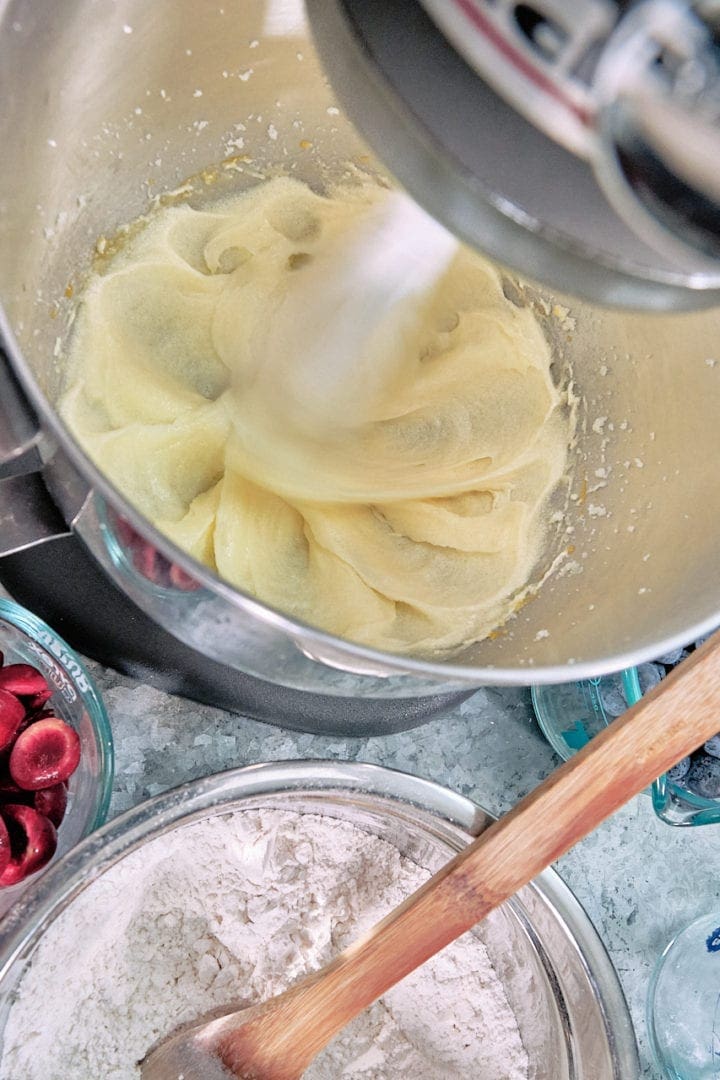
{"left": 0, "top": 598, "right": 113, "bottom": 915}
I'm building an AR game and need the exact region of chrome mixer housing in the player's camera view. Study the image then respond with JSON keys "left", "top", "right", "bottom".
{"left": 308, "top": 0, "right": 720, "bottom": 309}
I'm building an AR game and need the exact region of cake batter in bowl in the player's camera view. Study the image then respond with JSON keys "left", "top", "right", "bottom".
{"left": 58, "top": 175, "right": 571, "bottom": 656}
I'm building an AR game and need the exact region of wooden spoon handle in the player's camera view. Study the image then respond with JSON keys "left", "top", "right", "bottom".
{"left": 256, "top": 630, "right": 720, "bottom": 1069}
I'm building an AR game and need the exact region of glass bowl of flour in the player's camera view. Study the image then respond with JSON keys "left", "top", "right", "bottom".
{"left": 0, "top": 761, "right": 637, "bottom": 1079}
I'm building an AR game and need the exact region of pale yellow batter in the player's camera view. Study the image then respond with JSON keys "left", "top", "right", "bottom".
{"left": 60, "top": 177, "right": 570, "bottom": 654}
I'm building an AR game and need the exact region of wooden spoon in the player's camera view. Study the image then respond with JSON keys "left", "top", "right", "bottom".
{"left": 142, "top": 630, "right": 720, "bottom": 1080}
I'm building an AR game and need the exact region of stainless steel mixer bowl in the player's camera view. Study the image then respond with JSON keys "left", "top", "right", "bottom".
{"left": 1, "top": 0, "right": 720, "bottom": 697}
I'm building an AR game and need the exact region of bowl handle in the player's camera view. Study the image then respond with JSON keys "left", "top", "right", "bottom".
{"left": 0, "top": 347, "right": 41, "bottom": 469}
{"left": 0, "top": 473, "right": 71, "bottom": 557}
{"left": 0, "top": 349, "right": 73, "bottom": 556}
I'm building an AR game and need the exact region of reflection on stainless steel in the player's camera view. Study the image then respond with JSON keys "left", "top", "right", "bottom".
{"left": 309, "top": 0, "right": 720, "bottom": 306}
{"left": 592, "top": 0, "right": 720, "bottom": 263}
{"left": 418, "top": 0, "right": 617, "bottom": 157}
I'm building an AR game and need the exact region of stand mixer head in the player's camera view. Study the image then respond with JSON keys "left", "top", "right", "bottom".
{"left": 306, "top": 0, "right": 720, "bottom": 309}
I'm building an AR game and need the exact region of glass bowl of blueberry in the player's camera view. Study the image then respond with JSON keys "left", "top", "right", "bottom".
{"left": 0, "top": 598, "right": 113, "bottom": 914}
{"left": 532, "top": 636, "right": 720, "bottom": 827}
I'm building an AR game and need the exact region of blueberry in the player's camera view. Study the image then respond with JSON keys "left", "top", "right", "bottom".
{"left": 685, "top": 756, "right": 720, "bottom": 799}
{"left": 599, "top": 675, "right": 626, "bottom": 718}
{"left": 655, "top": 647, "right": 687, "bottom": 667}
{"left": 667, "top": 756, "right": 691, "bottom": 783}
{"left": 705, "top": 734, "right": 720, "bottom": 760}
{"left": 693, "top": 632, "right": 717, "bottom": 650}
{"left": 637, "top": 663, "right": 664, "bottom": 695}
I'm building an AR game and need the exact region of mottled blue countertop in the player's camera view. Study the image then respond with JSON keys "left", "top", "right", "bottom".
{"left": 89, "top": 665, "right": 718, "bottom": 1078}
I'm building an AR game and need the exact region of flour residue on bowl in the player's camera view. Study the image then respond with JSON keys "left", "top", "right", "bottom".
{"left": 1, "top": 809, "right": 529, "bottom": 1079}
{"left": 59, "top": 175, "right": 572, "bottom": 657}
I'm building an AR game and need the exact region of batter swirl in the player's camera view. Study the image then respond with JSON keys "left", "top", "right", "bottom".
{"left": 60, "top": 177, "right": 569, "bottom": 654}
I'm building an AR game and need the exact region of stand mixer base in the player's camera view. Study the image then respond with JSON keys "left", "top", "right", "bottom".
{"left": 0, "top": 536, "right": 474, "bottom": 736}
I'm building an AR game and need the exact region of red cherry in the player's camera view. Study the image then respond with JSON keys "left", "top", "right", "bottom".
{"left": 0, "top": 805, "right": 57, "bottom": 886}
{"left": 0, "top": 690, "right": 25, "bottom": 752}
{"left": 33, "top": 783, "right": 68, "bottom": 827}
{"left": 0, "top": 783, "right": 33, "bottom": 808}
{"left": 0, "top": 776, "right": 23, "bottom": 793}
{"left": 132, "top": 540, "right": 160, "bottom": 582}
{"left": 0, "top": 664, "right": 49, "bottom": 697}
{"left": 15, "top": 708, "right": 56, "bottom": 739}
{"left": 24, "top": 708, "right": 56, "bottom": 724}
{"left": 25, "top": 687, "right": 53, "bottom": 710}
{"left": 169, "top": 562, "right": 201, "bottom": 591}
{"left": 0, "top": 815, "right": 9, "bottom": 878}
{"left": 9, "top": 718, "right": 81, "bottom": 790}
{"left": 113, "top": 513, "right": 154, "bottom": 552}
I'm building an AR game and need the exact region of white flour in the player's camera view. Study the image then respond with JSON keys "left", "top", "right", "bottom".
{"left": 1, "top": 809, "right": 529, "bottom": 1079}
